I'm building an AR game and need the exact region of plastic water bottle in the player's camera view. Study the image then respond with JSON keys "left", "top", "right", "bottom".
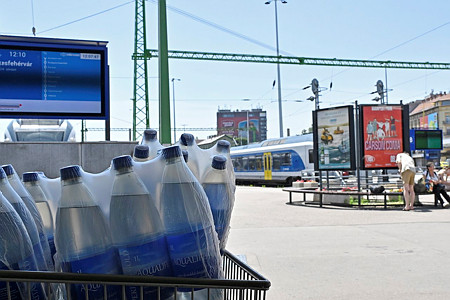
{"left": 160, "top": 146, "right": 221, "bottom": 285}
{"left": 133, "top": 144, "right": 150, "bottom": 162}
{"left": 0, "top": 193, "right": 46, "bottom": 300}
{"left": 56, "top": 165, "right": 121, "bottom": 300}
{"left": 109, "top": 155, "right": 173, "bottom": 300}
{"left": 23, "top": 172, "right": 56, "bottom": 265}
{"left": 2, "top": 165, "right": 54, "bottom": 271}
{"left": 209, "top": 140, "right": 235, "bottom": 190}
{"left": 179, "top": 133, "right": 202, "bottom": 180}
{"left": 182, "top": 150, "right": 189, "bottom": 163}
{"left": 202, "top": 155, "right": 234, "bottom": 252}
{"left": 0, "top": 168, "right": 48, "bottom": 272}
{"left": 141, "top": 129, "right": 163, "bottom": 159}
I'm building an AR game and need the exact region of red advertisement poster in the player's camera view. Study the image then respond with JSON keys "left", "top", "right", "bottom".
{"left": 361, "top": 105, "right": 403, "bottom": 168}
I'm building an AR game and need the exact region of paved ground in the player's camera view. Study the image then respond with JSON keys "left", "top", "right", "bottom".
{"left": 226, "top": 186, "right": 450, "bottom": 300}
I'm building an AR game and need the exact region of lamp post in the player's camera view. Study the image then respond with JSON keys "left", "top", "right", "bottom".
{"left": 171, "top": 78, "right": 181, "bottom": 143}
{"left": 265, "top": 0, "right": 287, "bottom": 138}
{"left": 246, "top": 110, "right": 250, "bottom": 145}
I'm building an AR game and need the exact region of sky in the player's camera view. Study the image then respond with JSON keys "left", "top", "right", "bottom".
{"left": 1, "top": 0, "right": 450, "bottom": 142}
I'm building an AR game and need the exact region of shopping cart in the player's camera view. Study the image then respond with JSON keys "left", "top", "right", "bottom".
{"left": 0, "top": 250, "right": 271, "bottom": 300}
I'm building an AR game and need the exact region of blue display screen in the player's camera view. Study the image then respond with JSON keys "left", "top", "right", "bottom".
{"left": 0, "top": 36, "right": 109, "bottom": 119}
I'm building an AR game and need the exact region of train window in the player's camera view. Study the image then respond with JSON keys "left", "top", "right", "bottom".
{"left": 255, "top": 155, "right": 263, "bottom": 171}
{"left": 281, "top": 152, "right": 291, "bottom": 166}
{"left": 234, "top": 157, "right": 243, "bottom": 171}
{"left": 272, "top": 153, "right": 281, "bottom": 171}
{"left": 242, "top": 157, "right": 249, "bottom": 171}
{"left": 308, "top": 149, "right": 314, "bottom": 164}
{"left": 248, "top": 156, "right": 256, "bottom": 171}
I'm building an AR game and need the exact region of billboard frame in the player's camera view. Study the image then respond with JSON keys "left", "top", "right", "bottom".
{"left": 359, "top": 104, "right": 410, "bottom": 170}
{"left": 312, "top": 105, "right": 356, "bottom": 171}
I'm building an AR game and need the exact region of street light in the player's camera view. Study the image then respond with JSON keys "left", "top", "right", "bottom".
{"left": 265, "top": 0, "right": 287, "bottom": 138}
{"left": 171, "top": 78, "right": 181, "bottom": 143}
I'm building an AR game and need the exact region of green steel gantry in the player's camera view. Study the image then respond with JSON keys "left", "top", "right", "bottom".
{"left": 132, "top": 0, "right": 450, "bottom": 143}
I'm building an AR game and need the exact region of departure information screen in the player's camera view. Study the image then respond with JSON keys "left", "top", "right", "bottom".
{"left": 0, "top": 36, "right": 109, "bottom": 119}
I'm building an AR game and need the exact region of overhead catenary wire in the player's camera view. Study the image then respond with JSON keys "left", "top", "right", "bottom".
{"left": 37, "top": 1, "right": 134, "bottom": 34}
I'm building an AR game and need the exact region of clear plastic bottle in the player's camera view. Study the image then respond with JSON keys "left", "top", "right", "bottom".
{"left": 2, "top": 164, "right": 54, "bottom": 271}
{"left": 109, "top": 155, "right": 173, "bottom": 300}
{"left": 141, "top": 129, "right": 163, "bottom": 159}
{"left": 178, "top": 133, "right": 202, "bottom": 180}
{"left": 133, "top": 144, "right": 150, "bottom": 162}
{"left": 0, "top": 168, "right": 48, "bottom": 272}
{"left": 23, "top": 172, "right": 56, "bottom": 265}
{"left": 0, "top": 192, "right": 46, "bottom": 300}
{"left": 209, "top": 140, "right": 235, "bottom": 190}
{"left": 160, "top": 146, "right": 221, "bottom": 284}
{"left": 202, "top": 155, "right": 234, "bottom": 252}
{"left": 56, "top": 165, "right": 121, "bottom": 300}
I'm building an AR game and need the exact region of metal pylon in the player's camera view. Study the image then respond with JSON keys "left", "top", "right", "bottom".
{"left": 132, "top": 0, "right": 149, "bottom": 141}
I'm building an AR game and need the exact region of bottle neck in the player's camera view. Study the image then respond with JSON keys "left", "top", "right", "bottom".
{"left": 115, "top": 167, "right": 133, "bottom": 175}
{"left": 62, "top": 177, "right": 83, "bottom": 186}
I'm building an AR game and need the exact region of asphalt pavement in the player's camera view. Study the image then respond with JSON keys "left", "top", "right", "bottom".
{"left": 226, "top": 186, "right": 450, "bottom": 300}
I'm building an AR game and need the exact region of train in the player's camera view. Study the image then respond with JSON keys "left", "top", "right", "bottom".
{"left": 4, "top": 119, "right": 76, "bottom": 142}
{"left": 230, "top": 134, "right": 315, "bottom": 186}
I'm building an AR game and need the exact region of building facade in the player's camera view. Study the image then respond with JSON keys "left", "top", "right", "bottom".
{"left": 409, "top": 92, "right": 450, "bottom": 166}
{"left": 217, "top": 108, "right": 267, "bottom": 143}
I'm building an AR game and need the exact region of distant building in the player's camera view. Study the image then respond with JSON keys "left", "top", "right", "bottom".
{"left": 217, "top": 108, "right": 267, "bottom": 143}
{"left": 409, "top": 91, "right": 450, "bottom": 166}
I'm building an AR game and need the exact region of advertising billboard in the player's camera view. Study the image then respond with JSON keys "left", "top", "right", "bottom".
{"left": 313, "top": 105, "right": 356, "bottom": 170}
{"left": 360, "top": 104, "right": 409, "bottom": 169}
{"left": 217, "top": 109, "right": 266, "bottom": 143}
{"left": 0, "top": 35, "right": 109, "bottom": 120}
{"left": 419, "top": 112, "right": 438, "bottom": 129}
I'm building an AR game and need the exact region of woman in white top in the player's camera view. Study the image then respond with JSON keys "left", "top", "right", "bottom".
{"left": 424, "top": 162, "right": 450, "bottom": 208}
{"left": 396, "top": 152, "right": 416, "bottom": 211}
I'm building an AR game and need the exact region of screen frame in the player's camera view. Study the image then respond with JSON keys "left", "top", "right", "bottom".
{"left": 0, "top": 35, "right": 109, "bottom": 120}
{"left": 410, "top": 129, "right": 443, "bottom": 150}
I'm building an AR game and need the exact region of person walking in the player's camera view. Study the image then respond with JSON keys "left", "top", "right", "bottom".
{"left": 396, "top": 152, "right": 416, "bottom": 211}
{"left": 424, "top": 162, "right": 450, "bottom": 208}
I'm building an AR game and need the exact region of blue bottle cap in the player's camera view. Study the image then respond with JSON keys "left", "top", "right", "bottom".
{"left": 143, "top": 129, "right": 157, "bottom": 141}
{"left": 23, "top": 172, "right": 39, "bottom": 182}
{"left": 182, "top": 150, "right": 189, "bottom": 162}
{"left": 162, "top": 145, "right": 182, "bottom": 160}
{"left": 2, "top": 165, "right": 14, "bottom": 176}
{"left": 180, "top": 133, "right": 195, "bottom": 146}
{"left": 217, "top": 140, "right": 231, "bottom": 153}
{"left": 0, "top": 168, "right": 6, "bottom": 180}
{"left": 113, "top": 155, "right": 133, "bottom": 170}
{"left": 134, "top": 145, "right": 149, "bottom": 159}
{"left": 212, "top": 155, "right": 227, "bottom": 170}
{"left": 60, "top": 165, "right": 82, "bottom": 181}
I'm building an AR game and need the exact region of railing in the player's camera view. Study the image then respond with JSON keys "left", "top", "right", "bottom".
{"left": 0, "top": 250, "right": 271, "bottom": 300}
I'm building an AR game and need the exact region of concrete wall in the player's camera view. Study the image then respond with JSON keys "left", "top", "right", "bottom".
{"left": 0, "top": 142, "right": 138, "bottom": 178}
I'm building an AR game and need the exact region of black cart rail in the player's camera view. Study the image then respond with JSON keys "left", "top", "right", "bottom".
{"left": 0, "top": 250, "right": 270, "bottom": 300}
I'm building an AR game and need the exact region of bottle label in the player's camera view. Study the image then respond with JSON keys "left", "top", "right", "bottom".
{"left": 117, "top": 237, "right": 173, "bottom": 300}
{"left": 17, "top": 255, "right": 46, "bottom": 300}
{"left": 61, "top": 248, "right": 122, "bottom": 300}
{"left": 47, "top": 236, "right": 56, "bottom": 265}
{"left": 32, "top": 242, "right": 47, "bottom": 272}
{"left": 0, "top": 261, "right": 22, "bottom": 300}
{"left": 1, "top": 256, "right": 46, "bottom": 300}
{"left": 166, "top": 226, "right": 220, "bottom": 283}
{"left": 39, "top": 233, "right": 53, "bottom": 270}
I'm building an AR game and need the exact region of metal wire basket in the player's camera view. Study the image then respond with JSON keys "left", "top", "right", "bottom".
{"left": 0, "top": 250, "right": 270, "bottom": 300}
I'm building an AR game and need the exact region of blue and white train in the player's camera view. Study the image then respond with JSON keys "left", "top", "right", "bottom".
{"left": 230, "top": 134, "right": 314, "bottom": 186}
